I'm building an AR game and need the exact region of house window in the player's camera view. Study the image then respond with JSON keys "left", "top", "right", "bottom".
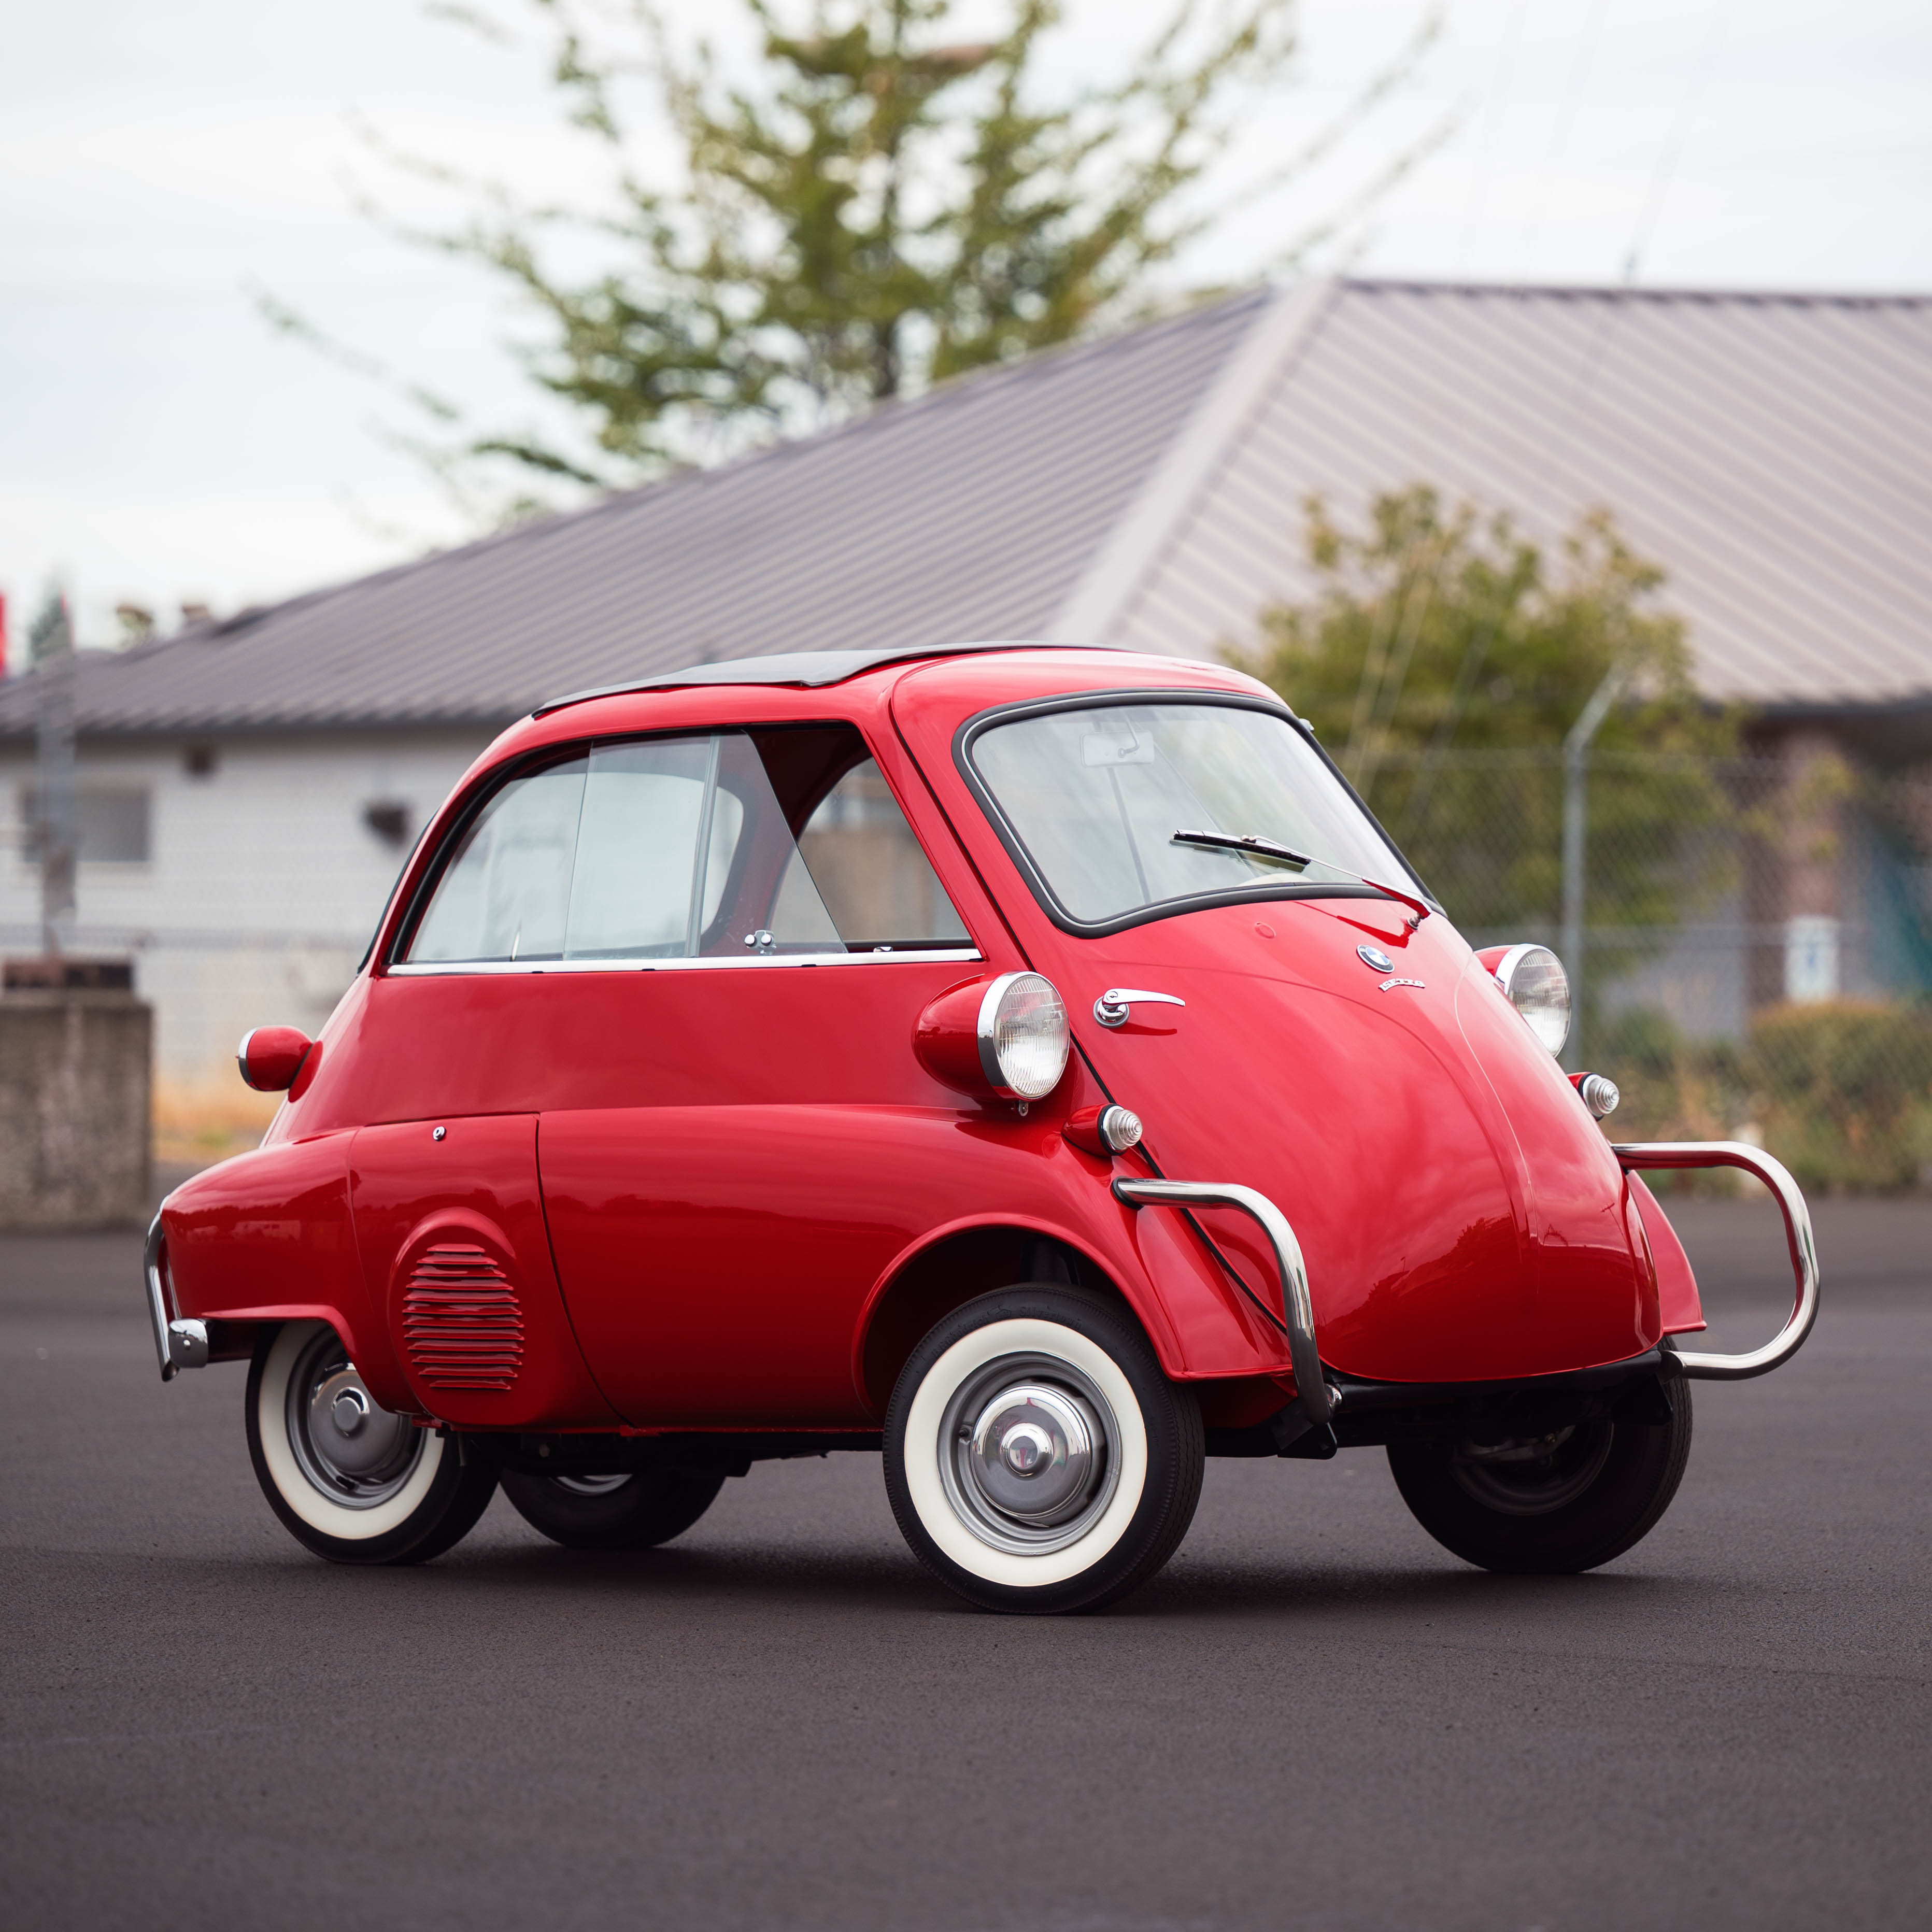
{"left": 18, "top": 786, "right": 152, "bottom": 863}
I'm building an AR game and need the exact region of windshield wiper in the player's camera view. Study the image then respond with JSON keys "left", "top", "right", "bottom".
{"left": 1171, "top": 829, "right": 1432, "bottom": 925}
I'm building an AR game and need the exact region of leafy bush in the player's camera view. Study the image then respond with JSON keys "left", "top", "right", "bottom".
{"left": 1748, "top": 1001, "right": 1932, "bottom": 1192}
{"left": 1596, "top": 1000, "right": 1932, "bottom": 1192}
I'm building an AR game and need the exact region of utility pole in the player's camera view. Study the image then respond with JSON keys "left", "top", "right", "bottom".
{"left": 30, "top": 590, "right": 78, "bottom": 958}
{"left": 1560, "top": 663, "right": 1626, "bottom": 1072}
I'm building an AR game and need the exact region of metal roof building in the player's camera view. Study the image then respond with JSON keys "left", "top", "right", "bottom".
{"left": 4, "top": 276, "right": 1930, "bottom": 738}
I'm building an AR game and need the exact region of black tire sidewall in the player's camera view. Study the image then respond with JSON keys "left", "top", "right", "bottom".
{"left": 883, "top": 1286, "right": 1203, "bottom": 1615}
{"left": 1387, "top": 1375, "right": 1694, "bottom": 1574}
{"left": 499, "top": 1467, "right": 727, "bottom": 1550}
{"left": 244, "top": 1323, "right": 497, "bottom": 1566}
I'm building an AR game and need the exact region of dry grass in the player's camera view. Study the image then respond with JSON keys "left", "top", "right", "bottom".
{"left": 152, "top": 1083, "right": 280, "bottom": 1172}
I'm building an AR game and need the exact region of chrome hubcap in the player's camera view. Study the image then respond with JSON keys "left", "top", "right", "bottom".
{"left": 939, "top": 1354, "right": 1119, "bottom": 1555}
{"left": 1451, "top": 1422, "right": 1615, "bottom": 1516}
{"left": 286, "top": 1328, "right": 425, "bottom": 1508}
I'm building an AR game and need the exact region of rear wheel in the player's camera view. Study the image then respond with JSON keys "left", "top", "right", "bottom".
{"left": 1387, "top": 1375, "right": 1693, "bottom": 1574}
{"left": 245, "top": 1321, "right": 498, "bottom": 1566}
{"left": 884, "top": 1287, "right": 1203, "bottom": 1615}
{"left": 500, "top": 1467, "right": 727, "bottom": 1550}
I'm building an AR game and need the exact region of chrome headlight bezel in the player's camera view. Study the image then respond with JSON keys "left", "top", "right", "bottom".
{"left": 975, "top": 971, "right": 1071, "bottom": 1100}
{"left": 1493, "top": 943, "right": 1572, "bottom": 1057}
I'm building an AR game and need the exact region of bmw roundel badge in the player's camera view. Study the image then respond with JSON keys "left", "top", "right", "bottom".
{"left": 1357, "top": 944, "right": 1395, "bottom": 973}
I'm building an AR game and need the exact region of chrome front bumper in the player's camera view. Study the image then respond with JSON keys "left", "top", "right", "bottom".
{"left": 1116, "top": 1139, "right": 1818, "bottom": 1440}
{"left": 1614, "top": 1140, "right": 1820, "bottom": 1379}
{"left": 144, "top": 1210, "right": 208, "bottom": 1382}
{"left": 1112, "top": 1177, "right": 1333, "bottom": 1431}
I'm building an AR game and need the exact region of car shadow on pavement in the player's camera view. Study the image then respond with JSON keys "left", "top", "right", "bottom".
{"left": 211, "top": 1538, "right": 958, "bottom": 1614}
{"left": 166, "top": 1536, "right": 1696, "bottom": 1625}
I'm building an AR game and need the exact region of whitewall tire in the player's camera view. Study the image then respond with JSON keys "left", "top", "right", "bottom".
{"left": 245, "top": 1322, "right": 498, "bottom": 1565}
{"left": 884, "top": 1288, "right": 1203, "bottom": 1614}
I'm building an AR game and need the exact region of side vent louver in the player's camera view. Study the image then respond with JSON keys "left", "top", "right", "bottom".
{"left": 402, "top": 1244, "right": 524, "bottom": 1391}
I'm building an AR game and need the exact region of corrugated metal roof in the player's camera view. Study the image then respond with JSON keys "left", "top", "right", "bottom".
{"left": 0, "top": 290, "right": 1266, "bottom": 735}
{"left": 4, "top": 278, "right": 1926, "bottom": 736}
{"left": 1104, "top": 280, "right": 1932, "bottom": 711}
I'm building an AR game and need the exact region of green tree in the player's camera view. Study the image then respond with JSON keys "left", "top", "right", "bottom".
{"left": 310, "top": 0, "right": 1438, "bottom": 509}
{"left": 1230, "top": 486, "right": 1741, "bottom": 934}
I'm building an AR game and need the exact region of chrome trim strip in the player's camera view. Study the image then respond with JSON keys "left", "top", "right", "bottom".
{"left": 1111, "top": 1177, "right": 1331, "bottom": 1428}
{"left": 144, "top": 1213, "right": 207, "bottom": 1381}
{"left": 1613, "top": 1141, "right": 1820, "bottom": 1380}
{"left": 387, "top": 948, "right": 984, "bottom": 977}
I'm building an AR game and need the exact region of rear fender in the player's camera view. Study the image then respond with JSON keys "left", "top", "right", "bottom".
{"left": 160, "top": 1133, "right": 406, "bottom": 1408}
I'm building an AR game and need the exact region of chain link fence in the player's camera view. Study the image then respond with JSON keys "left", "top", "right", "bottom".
{"left": 1363, "top": 750, "right": 1932, "bottom": 1190}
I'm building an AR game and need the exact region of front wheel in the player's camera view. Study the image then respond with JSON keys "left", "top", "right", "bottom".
{"left": 884, "top": 1287, "right": 1203, "bottom": 1615}
{"left": 1387, "top": 1374, "right": 1693, "bottom": 1574}
{"left": 245, "top": 1322, "right": 498, "bottom": 1566}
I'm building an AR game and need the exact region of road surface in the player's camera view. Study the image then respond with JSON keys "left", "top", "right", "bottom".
{"left": 3, "top": 1196, "right": 1928, "bottom": 1930}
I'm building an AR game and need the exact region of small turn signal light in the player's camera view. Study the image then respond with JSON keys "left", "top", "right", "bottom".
{"left": 1572, "top": 1071, "right": 1620, "bottom": 1119}
{"left": 1063, "top": 1104, "right": 1144, "bottom": 1158}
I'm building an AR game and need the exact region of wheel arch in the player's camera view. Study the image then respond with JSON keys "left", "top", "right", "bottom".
{"left": 211, "top": 1303, "right": 411, "bottom": 1411}
{"left": 852, "top": 1215, "right": 1149, "bottom": 1419}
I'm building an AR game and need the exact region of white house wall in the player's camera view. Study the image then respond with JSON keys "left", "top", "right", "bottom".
{"left": 0, "top": 729, "right": 490, "bottom": 1097}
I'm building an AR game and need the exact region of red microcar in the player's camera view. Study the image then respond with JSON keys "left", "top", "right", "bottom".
{"left": 147, "top": 644, "right": 1819, "bottom": 1613}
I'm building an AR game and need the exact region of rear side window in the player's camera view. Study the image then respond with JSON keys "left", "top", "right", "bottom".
{"left": 400, "top": 726, "right": 968, "bottom": 965}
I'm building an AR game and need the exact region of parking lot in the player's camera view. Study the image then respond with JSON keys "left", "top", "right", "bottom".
{"left": 4, "top": 1195, "right": 1928, "bottom": 1931}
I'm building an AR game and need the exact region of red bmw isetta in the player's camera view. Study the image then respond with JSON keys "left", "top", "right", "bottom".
{"left": 148, "top": 643, "right": 1819, "bottom": 1613}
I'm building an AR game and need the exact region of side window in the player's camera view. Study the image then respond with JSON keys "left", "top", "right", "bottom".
{"left": 565, "top": 738, "right": 731, "bottom": 958}
{"left": 400, "top": 727, "right": 970, "bottom": 966}
{"left": 798, "top": 759, "right": 969, "bottom": 947}
{"left": 406, "top": 757, "right": 587, "bottom": 962}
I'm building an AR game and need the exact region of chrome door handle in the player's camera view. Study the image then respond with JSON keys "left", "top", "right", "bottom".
{"left": 1093, "top": 988, "right": 1186, "bottom": 1029}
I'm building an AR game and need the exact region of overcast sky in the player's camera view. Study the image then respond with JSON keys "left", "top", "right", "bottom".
{"left": 4, "top": 0, "right": 1928, "bottom": 652}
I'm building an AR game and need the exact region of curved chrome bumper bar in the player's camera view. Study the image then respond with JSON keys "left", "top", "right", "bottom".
{"left": 144, "top": 1210, "right": 208, "bottom": 1382}
{"left": 1111, "top": 1177, "right": 1332, "bottom": 1428}
{"left": 1613, "top": 1141, "right": 1820, "bottom": 1380}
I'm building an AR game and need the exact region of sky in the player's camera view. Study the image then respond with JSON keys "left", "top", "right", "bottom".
{"left": 4, "top": 0, "right": 1928, "bottom": 654}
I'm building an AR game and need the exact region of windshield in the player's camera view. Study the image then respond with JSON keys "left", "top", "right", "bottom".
{"left": 969, "top": 701, "right": 1423, "bottom": 929}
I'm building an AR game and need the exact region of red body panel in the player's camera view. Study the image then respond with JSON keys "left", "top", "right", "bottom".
{"left": 348, "top": 1114, "right": 617, "bottom": 1427}
{"left": 1628, "top": 1171, "right": 1708, "bottom": 1336}
{"left": 162, "top": 1132, "right": 389, "bottom": 1394}
{"left": 163, "top": 644, "right": 1704, "bottom": 1429}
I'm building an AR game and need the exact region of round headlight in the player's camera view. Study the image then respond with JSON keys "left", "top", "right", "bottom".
{"left": 976, "top": 972, "right": 1070, "bottom": 1100}
{"left": 1493, "top": 944, "right": 1571, "bottom": 1056}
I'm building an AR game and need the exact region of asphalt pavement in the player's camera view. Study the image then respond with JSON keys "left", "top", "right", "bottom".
{"left": 4, "top": 1195, "right": 1929, "bottom": 1931}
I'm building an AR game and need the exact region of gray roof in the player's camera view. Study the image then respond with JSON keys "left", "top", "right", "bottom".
{"left": 4, "top": 277, "right": 1927, "bottom": 737}
{"left": 1102, "top": 280, "right": 1932, "bottom": 713}
{"left": 0, "top": 292, "right": 1264, "bottom": 735}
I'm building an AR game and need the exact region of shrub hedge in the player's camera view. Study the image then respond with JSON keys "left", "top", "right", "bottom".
{"left": 1597, "top": 999, "right": 1932, "bottom": 1193}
